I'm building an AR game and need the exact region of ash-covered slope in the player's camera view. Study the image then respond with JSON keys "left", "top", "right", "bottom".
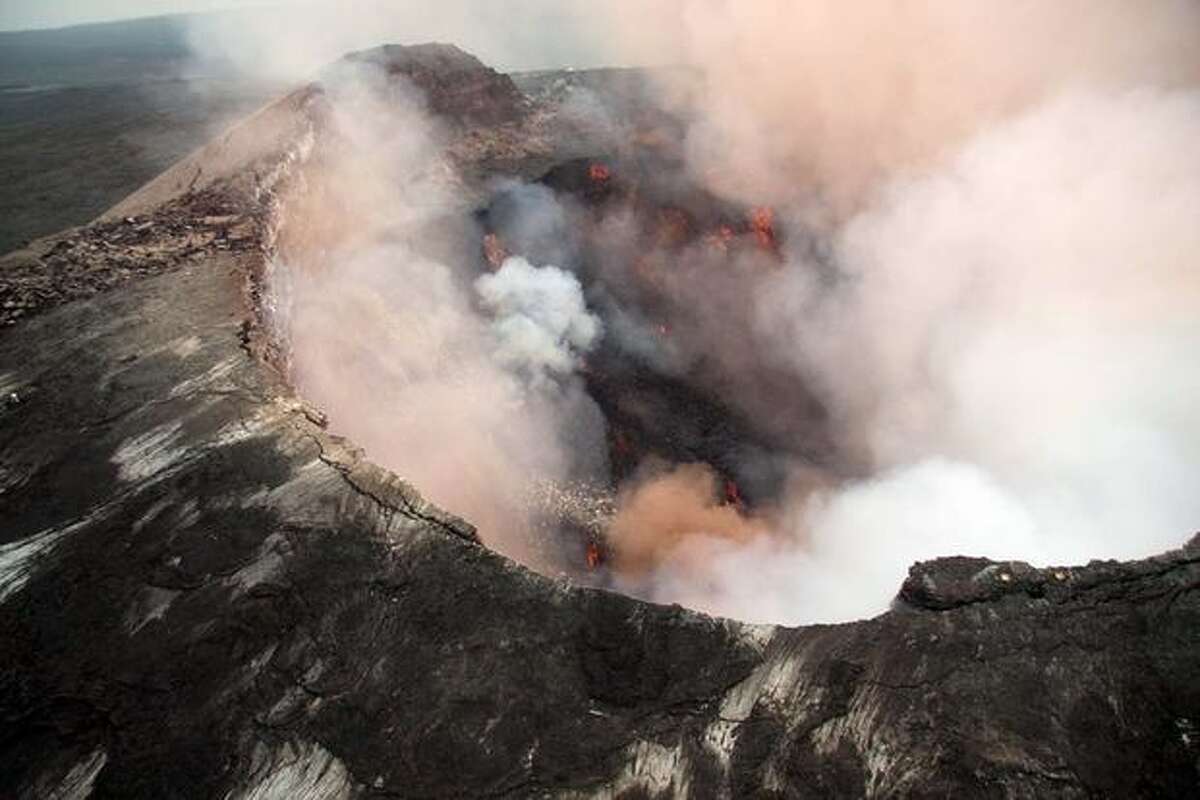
{"left": 1, "top": 44, "right": 1198, "bottom": 798}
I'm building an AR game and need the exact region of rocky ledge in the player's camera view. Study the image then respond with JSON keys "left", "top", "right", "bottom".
{"left": 1, "top": 43, "right": 1198, "bottom": 798}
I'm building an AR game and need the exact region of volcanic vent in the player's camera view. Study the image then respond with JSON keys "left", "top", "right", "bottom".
{"left": 262, "top": 41, "right": 1200, "bottom": 625}
{"left": 259, "top": 47, "right": 837, "bottom": 614}
{"left": 479, "top": 157, "right": 835, "bottom": 576}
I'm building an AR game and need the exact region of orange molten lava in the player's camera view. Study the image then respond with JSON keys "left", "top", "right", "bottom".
{"left": 588, "top": 163, "right": 612, "bottom": 183}
{"left": 586, "top": 540, "right": 603, "bottom": 569}
{"left": 749, "top": 206, "right": 777, "bottom": 250}
{"left": 482, "top": 233, "right": 508, "bottom": 269}
{"left": 705, "top": 224, "right": 737, "bottom": 252}
{"left": 724, "top": 479, "right": 744, "bottom": 508}
{"left": 656, "top": 208, "right": 690, "bottom": 248}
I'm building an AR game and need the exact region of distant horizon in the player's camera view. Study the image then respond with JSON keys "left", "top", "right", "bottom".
{"left": 0, "top": 10, "right": 208, "bottom": 35}
{"left": 0, "top": 1, "right": 270, "bottom": 34}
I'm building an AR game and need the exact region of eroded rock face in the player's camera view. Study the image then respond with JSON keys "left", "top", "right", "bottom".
{"left": 0, "top": 190, "right": 264, "bottom": 328}
{"left": 1, "top": 44, "right": 1199, "bottom": 798}
{"left": 340, "top": 43, "right": 530, "bottom": 127}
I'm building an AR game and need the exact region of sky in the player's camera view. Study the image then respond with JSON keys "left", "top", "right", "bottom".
{"left": 0, "top": 0, "right": 267, "bottom": 31}
{"left": 0, "top": 0, "right": 614, "bottom": 77}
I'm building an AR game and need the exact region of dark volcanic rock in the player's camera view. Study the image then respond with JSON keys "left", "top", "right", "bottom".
{"left": 339, "top": 43, "right": 529, "bottom": 127}
{"left": 0, "top": 189, "right": 264, "bottom": 328}
{"left": 2, "top": 44, "right": 1199, "bottom": 798}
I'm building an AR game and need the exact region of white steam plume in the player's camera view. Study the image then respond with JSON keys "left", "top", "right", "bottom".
{"left": 475, "top": 256, "right": 602, "bottom": 382}
{"left": 271, "top": 62, "right": 607, "bottom": 567}
{"left": 630, "top": 88, "right": 1200, "bottom": 623}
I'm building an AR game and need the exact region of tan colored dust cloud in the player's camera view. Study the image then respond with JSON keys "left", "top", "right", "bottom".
{"left": 269, "top": 65, "right": 606, "bottom": 569}
{"left": 599, "top": 0, "right": 1200, "bottom": 211}
{"left": 606, "top": 463, "right": 769, "bottom": 576}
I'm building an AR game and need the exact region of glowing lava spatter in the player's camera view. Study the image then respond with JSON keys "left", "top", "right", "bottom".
{"left": 749, "top": 206, "right": 777, "bottom": 251}
{"left": 482, "top": 233, "right": 508, "bottom": 270}
{"left": 724, "top": 478, "right": 744, "bottom": 509}
{"left": 588, "top": 163, "right": 612, "bottom": 183}
{"left": 586, "top": 540, "right": 603, "bottom": 569}
{"left": 705, "top": 224, "right": 737, "bottom": 252}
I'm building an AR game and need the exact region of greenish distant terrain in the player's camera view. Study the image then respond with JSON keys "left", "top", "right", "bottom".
{"left": 0, "top": 16, "right": 278, "bottom": 254}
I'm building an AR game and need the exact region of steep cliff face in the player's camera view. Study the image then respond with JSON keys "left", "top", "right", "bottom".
{"left": 1, "top": 44, "right": 1198, "bottom": 798}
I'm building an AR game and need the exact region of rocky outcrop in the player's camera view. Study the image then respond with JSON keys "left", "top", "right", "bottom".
{"left": 340, "top": 43, "right": 529, "bottom": 127}
{"left": 0, "top": 189, "right": 264, "bottom": 328}
{"left": 1, "top": 44, "right": 1198, "bottom": 798}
